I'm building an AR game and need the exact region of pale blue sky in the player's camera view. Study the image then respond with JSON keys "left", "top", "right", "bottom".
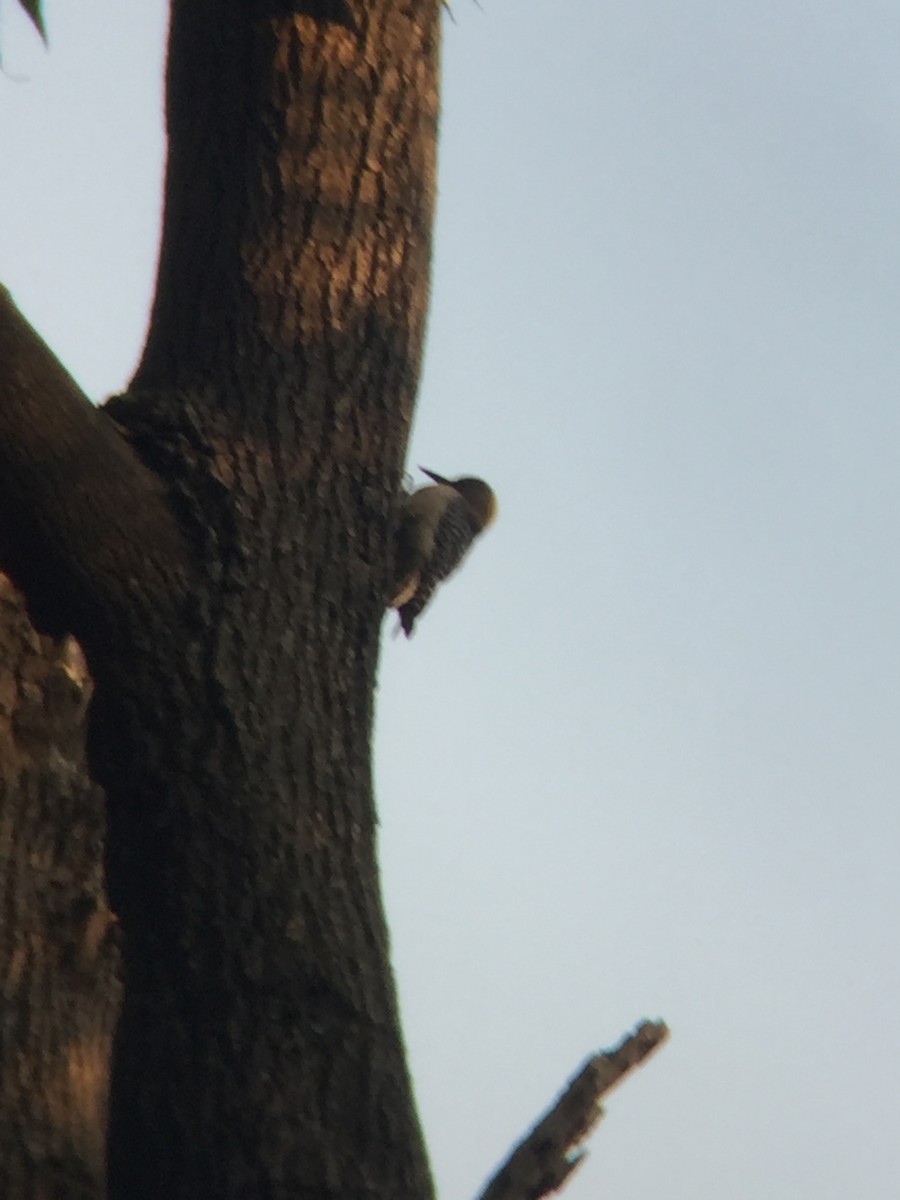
{"left": 3, "top": 3, "right": 899, "bottom": 1197}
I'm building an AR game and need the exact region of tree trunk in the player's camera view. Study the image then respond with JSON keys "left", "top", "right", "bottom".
{"left": 0, "top": 0, "right": 440, "bottom": 1195}
{"left": 0, "top": 579, "right": 118, "bottom": 1200}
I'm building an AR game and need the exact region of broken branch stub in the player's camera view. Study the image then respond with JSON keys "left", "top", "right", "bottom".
{"left": 476, "top": 1019, "right": 669, "bottom": 1200}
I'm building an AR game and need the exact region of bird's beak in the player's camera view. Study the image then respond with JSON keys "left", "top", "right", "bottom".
{"left": 419, "top": 466, "right": 450, "bottom": 485}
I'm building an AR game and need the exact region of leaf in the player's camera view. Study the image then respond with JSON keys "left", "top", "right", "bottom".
{"left": 17, "top": 0, "right": 47, "bottom": 43}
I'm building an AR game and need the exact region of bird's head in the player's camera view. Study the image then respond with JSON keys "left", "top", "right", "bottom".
{"left": 419, "top": 467, "right": 498, "bottom": 530}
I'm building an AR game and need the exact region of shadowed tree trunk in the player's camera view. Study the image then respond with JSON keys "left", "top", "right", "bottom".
{"left": 0, "top": 0, "right": 440, "bottom": 1195}
{"left": 0, "top": 579, "right": 119, "bottom": 1198}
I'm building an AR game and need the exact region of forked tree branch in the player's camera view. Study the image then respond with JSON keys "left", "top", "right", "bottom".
{"left": 476, "top": 1020, "right": 669, "bottom": 1200}
{"left": 0, "top": 286, "right": 187, "bottom": 650}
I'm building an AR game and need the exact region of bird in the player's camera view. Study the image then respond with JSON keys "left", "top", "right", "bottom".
{"left": 388, "top": 467, "right": 497, "bottom": 637}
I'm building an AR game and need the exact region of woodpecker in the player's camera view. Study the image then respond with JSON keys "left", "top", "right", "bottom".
{"left": 389, "top": 467, "right": 498, "bottom": 636}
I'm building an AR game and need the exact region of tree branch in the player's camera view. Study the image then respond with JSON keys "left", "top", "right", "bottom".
{"left": 0, "top": 575, "right": 119, "bottom": 1197}
{"left": 0, "top": 287, "right": 188, "bottom": 654}
{"left": 476, "top": 1020, "right": 670, "bottom": 1200}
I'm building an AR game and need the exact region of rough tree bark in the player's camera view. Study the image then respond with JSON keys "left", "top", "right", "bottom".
{"left": 0, "top": 579, "right": 119, "bottom": 1198}
{"left": 0, "top": 0, "right": 439, "bottom": 1195}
